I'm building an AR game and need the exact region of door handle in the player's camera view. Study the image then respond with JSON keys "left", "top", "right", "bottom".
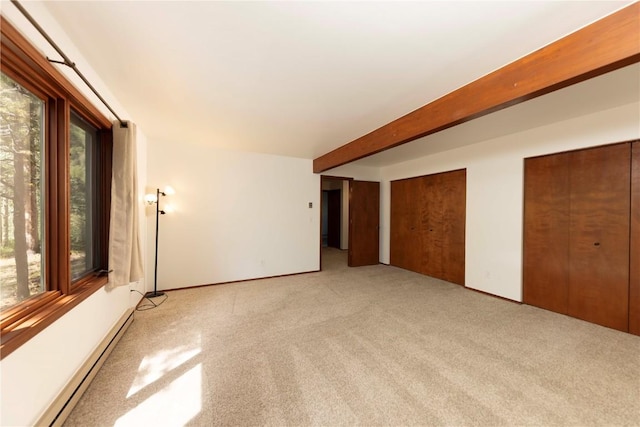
{"left": 593, "top": 242, "right": 600, "bottom": 247}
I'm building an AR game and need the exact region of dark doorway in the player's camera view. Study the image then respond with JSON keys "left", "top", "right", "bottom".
{"left": 326, "top": 190, "right": 341, "bottom": 248}
{"left": 321, "top": 189, "right": 341, "bottom": 248}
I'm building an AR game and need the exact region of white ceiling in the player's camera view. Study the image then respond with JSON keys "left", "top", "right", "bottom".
{"left": 36, "top": 1, "right": 637, "bottom": 165}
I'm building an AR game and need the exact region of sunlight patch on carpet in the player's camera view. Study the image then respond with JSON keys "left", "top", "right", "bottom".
{"left": 127, "top": 337, "right": 201, "bottom": 398}
{"left": 116, "top": 363, "right": 202, "bottom": 427}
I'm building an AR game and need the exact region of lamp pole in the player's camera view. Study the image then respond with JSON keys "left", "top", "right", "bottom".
{"left": 146, "top": 188, "right": 165, "bottom": 298}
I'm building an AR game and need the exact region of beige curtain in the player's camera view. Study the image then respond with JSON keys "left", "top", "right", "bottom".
{"left": 108, "top": 121, "right": 144, "bottom": 288}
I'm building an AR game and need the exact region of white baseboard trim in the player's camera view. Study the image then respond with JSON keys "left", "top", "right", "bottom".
{"left": 35, "top": 308, "right": 134, "bottom": 427}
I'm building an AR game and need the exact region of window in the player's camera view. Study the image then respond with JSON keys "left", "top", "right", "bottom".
{"left": 0, "top": 73, "right": 45, "bottom": 310}
{"left": 0, "top": 17, "right": 113, "bottom": 359}
{"left": 70, "top": 111, "right": 99, "bottom": 280}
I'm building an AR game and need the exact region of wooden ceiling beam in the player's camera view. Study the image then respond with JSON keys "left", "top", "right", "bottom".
{"left": 313, "top": 3, "right": 640, "bottom": 173}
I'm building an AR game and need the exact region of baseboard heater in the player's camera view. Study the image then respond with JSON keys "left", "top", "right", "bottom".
{"left": 35, "top": 308, "right": 134, "bottom": 427}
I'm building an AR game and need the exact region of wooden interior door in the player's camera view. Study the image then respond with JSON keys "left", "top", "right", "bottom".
{"left": 348, "top": 180, "right": 380, "bottom": 267}
{"left": 629, "top": 141, "right": 640, "bottom": 335}
{"left": 327, "top": 190, "right": 341, "bottom": 248}
{"left": 568, "top": 143, "right": 630, "bottom": 331}
{"left": 523, "top": 153, "right": 571, "bottom": 313}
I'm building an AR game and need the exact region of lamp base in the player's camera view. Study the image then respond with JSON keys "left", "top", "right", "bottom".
{"left": 145, "top": 291, "right": 165, "bottom": 298}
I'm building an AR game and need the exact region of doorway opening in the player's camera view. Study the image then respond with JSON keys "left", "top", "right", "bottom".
{"left": 320, "top": 176, "right": 381, "bottom": 271}
{"left": 320, "top": 176, "right": 350, "bottom": 270}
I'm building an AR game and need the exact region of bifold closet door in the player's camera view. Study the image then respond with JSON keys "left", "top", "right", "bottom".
{"left": 436, "top": 170, "right": 466, "bottom": 285}
{"left": 523, "top": 153, "right": 570, "bottom": 314}
{"left": 524, "top": 142, "right": 633, "bottom": 332}
{"left": 390, "top": 169, "right": 465, "bottom": 285}
{"left": 568, "top": 144, "right": 630, "bottom": 331}
{"left": 390, "top": 179, "right": 418, "bottom": 272}
{"left": 418, "top": 174, "right": 442, "bottom": 278}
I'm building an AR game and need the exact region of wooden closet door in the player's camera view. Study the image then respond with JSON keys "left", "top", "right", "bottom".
{"left": 390, "top": 170, "right": 466, "bottom": 285}
{"left": 523, "top": 153, "right": 571, "bottom": 313}
{"left": 390, "top": 179, "right": 419, "bottom": 271}
{"left": 419, "top": 174, "right": 443, "bottom": 279}
{"left": 417, "top": 170, "right": 466, "bottom": 285}
{"left": 629, "top": 141, "right": 640, "bottom": 335}
{"left": 568, "top": 143, "right": 630, "bottom": 331}
{"left": 439, "top": 170, "right": 466, "bottom": 285}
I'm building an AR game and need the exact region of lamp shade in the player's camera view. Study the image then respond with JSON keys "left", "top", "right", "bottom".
{"left": 144, "top": 193, "right": 157, "bottom": 204}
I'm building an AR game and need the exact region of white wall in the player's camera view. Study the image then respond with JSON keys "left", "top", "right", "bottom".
{"left": 0, "top": 4, "right": 147, "bottom": 426}
{"left": 380, "top": 102, "right": 640, "bottom": 301}
{"left": 146, "top": 139, "right": 320, "bottom": 290}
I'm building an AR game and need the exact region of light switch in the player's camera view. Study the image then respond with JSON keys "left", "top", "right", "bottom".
{"left": 308, "top": 202, "right": 313, "bottom": 208}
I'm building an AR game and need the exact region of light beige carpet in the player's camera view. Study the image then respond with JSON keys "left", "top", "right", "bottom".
{"left": 64, "top": 248, "right": 640, "bottom": 426}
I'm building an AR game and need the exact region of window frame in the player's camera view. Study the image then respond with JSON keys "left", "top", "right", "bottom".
{"left": 0, "top": 16, "right": 113, "bottom": 359}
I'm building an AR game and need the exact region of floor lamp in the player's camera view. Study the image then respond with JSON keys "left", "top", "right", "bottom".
{"left": 145, "top": 187, "right": 171, "bottom": 298}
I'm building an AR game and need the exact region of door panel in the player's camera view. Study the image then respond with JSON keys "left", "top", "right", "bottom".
{"left": 568, "top": 143, "right": 630, "bottom": 331}
{"left": 439, "top": 170, "right": 467, "bottom": 285}
{"left": 349, "top": 181, "right": 380, "bottom": 267}
{"left": 630, "top": 141, "right": 640, "bottom": 335}
{"left": 390, "top": 179, "right": 418, "bottom": 271}
{"left": 419, "top": 174, "right": 442, "bottom": 278}
{"left": 523, "top": 153, "right": 571, "bottom": 314}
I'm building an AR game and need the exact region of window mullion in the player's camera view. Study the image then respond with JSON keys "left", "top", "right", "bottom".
{"left": 51, "top": 98, "right": 71, "bottom": 295}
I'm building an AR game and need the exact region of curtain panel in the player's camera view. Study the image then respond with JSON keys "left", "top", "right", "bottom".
{"left": 108, "top": 121, "right": 144, "bottom": 288}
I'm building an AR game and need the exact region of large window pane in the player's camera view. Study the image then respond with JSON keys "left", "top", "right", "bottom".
{"left": 70, "top": 111, "right": 98, "bottom": 280}
{"left": 0, "top": 72, "right": 45, "bottom": 311}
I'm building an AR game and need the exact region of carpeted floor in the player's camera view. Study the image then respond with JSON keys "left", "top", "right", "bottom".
{"left": 64, "top": 248, "right": 640, "bottom": 426}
